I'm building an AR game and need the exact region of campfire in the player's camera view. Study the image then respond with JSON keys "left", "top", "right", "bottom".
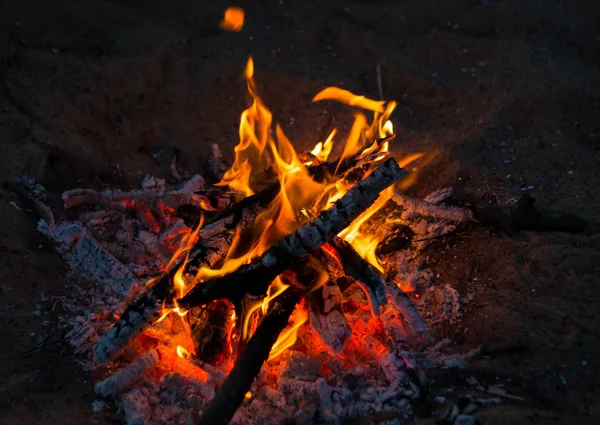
{"left": 18, "top": 57, "right": 488, "bottom": 425}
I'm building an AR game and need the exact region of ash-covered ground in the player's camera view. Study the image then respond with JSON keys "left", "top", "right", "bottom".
{"left": 1, "top": 1, "right": 599, "bottom": 424}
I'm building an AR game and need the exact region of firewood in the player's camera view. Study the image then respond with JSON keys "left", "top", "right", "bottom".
{"left": 93, "top": 154, "right": 401, "bottom": 366}
{"left": 62, "top": 176, "right": 232, "bottom": 213}
{"left": 4, "top": 178, "right": 55, "bottom": 224}
{"left": 178, "top": 157, "right": 406, "bottom": 310}
{"left": 330, "top": 237, "right": 427, "bottom": 336}
{"left": 95, "top": 349, "right": 160, "bottom": 398}
{"left": 190, "top": 287, "right": 305, "bottom": 425}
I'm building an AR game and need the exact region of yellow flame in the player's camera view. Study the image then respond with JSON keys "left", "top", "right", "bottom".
{"left": 310, "top": 129, "right": 336, "bottom": 162}
{"left": 176, "top": 345, "right": 190, "bottom": 358}
{"left": 313, "top": 87, "right": 385, "bottom": 113}
{"left": 240, "top": 277, "right": 289, "bottom": 343}
{"left": 219, "top": 7, "right": 245, "bottom": 32}
{"left": 268, "top": 309, "right": 308, "bottom": 360}
{"left": 338, "top": 187, "right": 393, "bottom": 272}
{"left": 180, "top": 58, "right": 405, "bottom": 358}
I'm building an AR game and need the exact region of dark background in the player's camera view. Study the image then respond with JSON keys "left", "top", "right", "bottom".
{"left": 1, "top": 1, "right": 599, "bottom": 424}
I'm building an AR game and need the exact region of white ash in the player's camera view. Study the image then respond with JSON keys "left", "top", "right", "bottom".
{"left": 386, "top": 251, "right": 433, "bottom": 293}
{"left": 38, "top": 220, "right": 142, "bottom": 298}
{"left": 96, "top": 349, "right": 161, "bottom": 398}
{"left": 417, "top": 284, "right": 463, "bottom": 325}
{"left": 121, "top": 389, "right": 153, "bottom": 425}
{"left": 423, "top": 339, "right": 481, "bottom": 370}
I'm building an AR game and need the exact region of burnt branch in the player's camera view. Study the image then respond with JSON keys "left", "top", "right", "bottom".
{"left": 331, "top": 237, "right": 427, "bottom": 337}
{"left": 391, "top": 190, "right": 476, "bottom": 223}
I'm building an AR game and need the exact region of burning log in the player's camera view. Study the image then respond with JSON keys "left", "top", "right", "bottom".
{"left": 178, "top": 157, "right": 406, "bottom": 309}
{"left": 330, "top": 237, "right": 427, "bottom": 337}
{"left": 190, "top": 288, "right": 305, "bottom": 425}
{"left": 95, "top": 349, "right": 160, "bottom": 398}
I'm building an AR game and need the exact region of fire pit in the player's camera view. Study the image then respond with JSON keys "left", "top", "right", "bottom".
{"left": 18, "top": 58, "right": 502, "bottom": 425}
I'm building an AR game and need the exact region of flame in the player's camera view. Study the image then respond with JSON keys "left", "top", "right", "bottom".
{"left": 338, "top": 187, "right": 393, "bottom": 272}
{"left": 176, "top": 345, "right": 190, "bottom": 359}
{"left": 165, "top": 58, "right": 405, "bottom": 360}
{"left": 197, "top": 58, "right": 328, "bottom": 284}
{"left": 240, "top": 277, "right": 289, "bottom": 343}
{"left": 268, "top": 308, "right": 308, "bottom": 360}
{"left": 310, "top": 129, "right": 336, "bottom": 162}
{"left": 313, "top": 88, "right": 385, "bottom": 113}
{"left": 337, "top": 151, "right": 424, "bottom": 273}
{"left": 219, "top": 7, "right": 245, "bottom": 32}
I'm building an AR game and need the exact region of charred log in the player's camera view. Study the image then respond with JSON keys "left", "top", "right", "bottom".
{"left": 178, "top": 157, "right": 406, "bottom": 309}
{"left": 473, "top": 195, "right": 587, "bottom": 234}
{"left": 391, "top": 190, "right": 476, "bottom": 223}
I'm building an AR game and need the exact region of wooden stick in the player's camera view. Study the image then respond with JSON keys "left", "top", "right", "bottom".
{"left": 179, "top": 158, "right": 406, "bottom": 309}
{"left": 329, "top": 237, "right": 388, "bottom": 317}
{"left": 392, "top": 190, "right": 476, "bottom": 223}
{"left": 191, "top": 287, "right": 304, "bottom": 425}
{"left": 330, "top": 237, "right": 427, "bottom": 336}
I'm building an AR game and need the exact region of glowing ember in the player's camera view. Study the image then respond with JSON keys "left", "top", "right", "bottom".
{"left": 219, "top": 7, "right": 245, "bottom": 32}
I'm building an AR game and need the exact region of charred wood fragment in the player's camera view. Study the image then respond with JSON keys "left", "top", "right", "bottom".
{"left": 179, "top": 158, "right": 406, "bottom": 310}
{"left": 189, "top": 299, "right": 235, "bottom": 365}
{"left": 307, "top": 276, "right": 351, "bottom": 355}
{"left": 392, "top": 190, "right": 476, "bottom": 223}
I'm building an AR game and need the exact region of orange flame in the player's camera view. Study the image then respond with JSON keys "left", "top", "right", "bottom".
{"left": 219, "top": 7, "right": 245, "bottom": 32}
{"left": 310, "top": 129, "right": 336, "bottom": 162}
{"left": 268, "top": 308, "right": 308, "bottom": 360}
{"left": 162, "top": 58, "right": 409, "bottom": 360}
